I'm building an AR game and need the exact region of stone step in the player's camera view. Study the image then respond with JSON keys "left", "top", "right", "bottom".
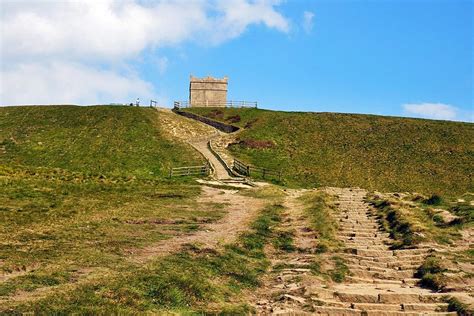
{"left": 344, "top": 240, "right": 388, "bottom": 245}
{"left": 345, "top": 276, "right": 403, "bottom": 285}
{"left": 344, "top": 253, "right": 426, "bottom": 263}
{"left": 381, "top": 293, "right": 445, "bottom": 304}
{"left": 388, "top": 263, "right": 421, "bottom": 271}
{"left": 335, "top": 291, "right": 379, "bottom": 303}
{"left": 350, "top": 268, "right": 415, "bottom": 280}
{"left": 363, "top": 311, "right": 456, "bottom": 316}
{"left": 346, "top": 248, "right": 393, "bottom": 257}
{"left": 393, "top": 248, "right": 433, "bottom": 256}
{"left": 341, "top": 239, "right": 391, "bottom": 246}
{"left": 348, "top": 260, "right": 420, "bottom": 272}
{"left": 351, "top": 303, "right": 402, "bottom": 311}
{"left": 339, "top": 219, "right": 376, "bottom": 224}
{"left": 339, "top": 221, "right": 377, "bottom": 225}
{"left": 339, "top": 212, "right": 370, "bottom": 215}
{"left": 402, "top": 303, "right": 449, "bottom": 312}
{"left": 402, "top": 278, "right": 421, "bottom": 286}
{"left": 312, "top": 305, "right": 363, "bottom": 315}
{"left": 335, "top": 291, "right": 444, "bottom": 305}
{"left": 310, "top": 298, "right": 350, "bottom": 308}
{"left": 346, "top": 264, "right": 393, "bottom": 273}
{"left": 338, "top": 224, "right": 379, "bottom": 229}
{"left": 341, "top": 235, "right": 391, "bottom": 241}
{"left": 339, "top": 225, "right": 379, "bottom": 230}
{"left": 342, "top": 241, "right": 392, "bottom": 248}
{"left": 345, "top": 258, "right": 390, "bottom": 269}
{"left": 344, "top": 245, "right": 389, "bottom": 251}
{"left": 338, "top": 232, "right": 386, "bottom": 238}
{"left": 338, "top": 213, "right": 372, "bottom": 217}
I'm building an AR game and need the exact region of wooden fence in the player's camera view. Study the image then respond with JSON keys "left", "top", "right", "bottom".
{"left": 233, "top": 159, "right": 282, "bottom": 181}
{"left": 174, "top": 100, "right": 257, "bottom": 109}
{"left": 169, "top": 162, "right": 211, "bottom": 178}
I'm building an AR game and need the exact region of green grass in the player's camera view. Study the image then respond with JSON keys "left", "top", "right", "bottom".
{"left": 368, "top": 193, "right": 467, "bottom": 248}
{"left": 3, "top": 204, "right": 285, "bottom": 313}
{"left": 415, "top": 256, "right": 448, "bottom": 291}
{"left": 185, "top": 107, "right": 474, "bottom": 195}
{"left": 329, "top": 256, "right": 350, "bottom": 283}
{"left": 273, "top": 230, "right": 296, "bottom": 252}
{"left": 1, "top": 105, "right": 204, "bottom": 178}
{"left": 0, "top": 105, "right": 224, "bottom": 303}
{"left": 0, "top": 170, "right": 227, "bottom": 297}
{"left": 299, "top": 191, "right": 341, "bottom": 252}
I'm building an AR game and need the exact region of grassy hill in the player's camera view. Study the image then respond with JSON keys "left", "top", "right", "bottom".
{"left": 185, "top": 107, "right": 474, "bottom": 196}
{"left": 0, "top": 105, "right": 203, "bottom": 178}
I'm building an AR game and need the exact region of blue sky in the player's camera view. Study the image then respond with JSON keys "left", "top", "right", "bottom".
{"left": 1, "top": 0, "right": 472, "bottom": 121}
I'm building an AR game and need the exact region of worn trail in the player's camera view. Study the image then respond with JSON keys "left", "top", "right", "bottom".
{"left": 251, "top": 188, "right": 465, "bottom": 315}
{"left": 129, "top": 186, "right": 265, "bottom": 262}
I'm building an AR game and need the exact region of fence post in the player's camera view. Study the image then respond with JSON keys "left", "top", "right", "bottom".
{"left": 247, "top": 165, "right": 250, "bottom": 176}
{"left": 262, "top": 168, "right": 266, "bottom": 179}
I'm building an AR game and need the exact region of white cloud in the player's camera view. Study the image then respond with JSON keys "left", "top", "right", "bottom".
{"left": 402, "top": 102, "right": 459, "bottom": 121}
{"left": 0, "top": 0, "right": 289, "bottom": 105}
{"left": 302, "top": 11, "right": 314, "bottom": 34}
{"left": 0, "top": 62, "right": 154, "bottom": 105}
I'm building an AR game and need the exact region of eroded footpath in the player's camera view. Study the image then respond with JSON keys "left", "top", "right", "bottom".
{"left": 250, "top": 188, "right": 468, "bottom": 315}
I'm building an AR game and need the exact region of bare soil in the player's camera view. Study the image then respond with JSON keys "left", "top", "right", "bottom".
{"left": 128, "top": 185, "right": 266, "bottom": 263}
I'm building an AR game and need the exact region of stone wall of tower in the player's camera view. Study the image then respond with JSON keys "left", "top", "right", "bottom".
{"left": 189, "top": 76, "right": 228, "bottom": 107}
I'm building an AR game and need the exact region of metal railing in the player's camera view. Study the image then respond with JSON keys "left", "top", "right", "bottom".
{"left": 233, "top": 159, "right": 282, "bottom": 181}
{"left": 174, "top": 100, "right": 257, "bottom": 109}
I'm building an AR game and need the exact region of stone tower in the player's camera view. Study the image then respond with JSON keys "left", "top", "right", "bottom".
{"left": 189, "top": 75, "right": 228, "bottom": 107}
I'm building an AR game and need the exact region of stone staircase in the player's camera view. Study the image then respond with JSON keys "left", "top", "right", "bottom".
{"left": 306, "top": 188, "right": 458, "bottom": 316}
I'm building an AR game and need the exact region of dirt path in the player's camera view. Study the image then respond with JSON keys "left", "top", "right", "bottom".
{"left": 2, "top": 108, "right": 254, "bottom": 310}
{"left": 189, "top": 140, "right": 232, "bottom": 179}
{"left": 0, "top": 185, "right": 266, "bottom": 309}
{"left": 250, "top": 188, "right": 326, "bottom": 314}
{"left": 129, "top": 185, "right": 265, "bottom": 263}
{"left": 155, "top": 108, "right": 240, "bottom": 180}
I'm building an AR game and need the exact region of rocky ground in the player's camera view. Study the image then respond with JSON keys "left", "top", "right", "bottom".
{"left": 250, "top": 188, "right": 471, "bottom": 315}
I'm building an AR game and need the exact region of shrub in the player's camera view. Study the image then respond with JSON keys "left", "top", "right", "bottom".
{"left": 416, "top": 256, "right": 448, "bottom": 291}
{"left": 416, "top": 256, "right": 445, "bottom": 276}
{"left": 423, "top": 194, "right": 443, "bottom": 206}
{"left": 450, "top": 204, "right": 474, "bottom": 223}
{"left": 315, "top": 242, "right": 329, "bottom": 254}
{"left": 446, "top": 296, "right": 471, "bottom": 315}
{"left": 432, "top": 214, "right": 444, "bottom": 224}
{"left": 420, "top": 272, "right": 447, "bottom": 291}
{"left": 225, "top": 115, "right": 241, "bottom": 123}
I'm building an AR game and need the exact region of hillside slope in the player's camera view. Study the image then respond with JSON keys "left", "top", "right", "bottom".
{"left": 0, "top": 105, "right": 204, "bottom": 178}
{"left": 185, "top": 107, "right": 474, "bottom": 195}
